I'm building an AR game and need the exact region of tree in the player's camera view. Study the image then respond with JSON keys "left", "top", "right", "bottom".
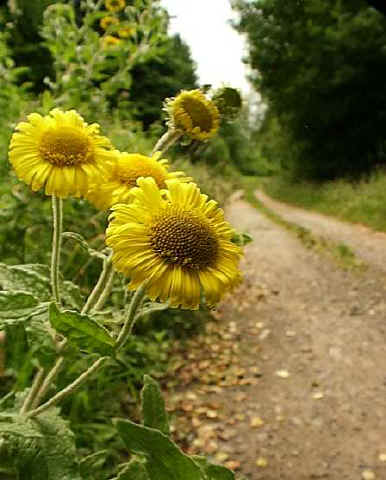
{"left": 234, "top": 0, "right": 386, "bottom": 179}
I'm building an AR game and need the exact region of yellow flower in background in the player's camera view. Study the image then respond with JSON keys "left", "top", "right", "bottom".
{"left": 118, "top": 26, "right": 136, "bottom": 38}
{"left": 105, "top": 0, "right": 125, "bottom": 13}
{"left": 106, "top": 178, "right": 242, "bottom": 309}
{"left": 165, "top": 89, "right": 220, "bottom": 141}
{"left": 102, "top": 35, "right": 121, "bottom": 48}
{"left": 87, "top": 151, "right": 190, "bottom": 210}
{"left": 9, "top": 109, "right": 116, "bottom": 198}
{"left": 100, "top": 15, "right": 119, "bottom": 30}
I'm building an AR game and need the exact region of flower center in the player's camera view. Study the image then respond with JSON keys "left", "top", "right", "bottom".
{"left": 180, "top": 97, "right": 213, "bottom": 132}
{"left": 115, "top": 157, "right": 167, "bottom": 188}
{"left": 39, "top": 127, "right": 93, "bottom": 167}
{"left": 149, "top": 207, "right": 219, "bottom": 270}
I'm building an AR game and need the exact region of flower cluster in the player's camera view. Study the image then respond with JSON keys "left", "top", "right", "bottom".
{"left": 100, "top": 0, "right": 136, "bottom": 48}
{"left": 9, "top": 90, "right": 243, "bottom": 310}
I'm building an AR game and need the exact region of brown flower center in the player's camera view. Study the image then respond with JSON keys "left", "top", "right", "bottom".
{"left": 180, "top": 97, "right": 213, "bottom": 132}
{"left": 39, "top": 127, "right": 93, "bottom": 167}
{"left": 149, "top": 207, "right": 219, "bottom": 270}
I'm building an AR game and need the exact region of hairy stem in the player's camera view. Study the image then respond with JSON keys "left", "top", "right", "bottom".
{"left": 51, "top": 196, "right": 63, "bottom": 304}
{"left": 152, "top": 129, "right": 182, "bottom": 156}
{"left": 30, "top": 356, "right": 65, "bottom": 410}
{"left": 27, "top": 357, "right": 108, "bottom": 418}
{"left": 20, "top": 368, "right": 45, "bottom": 414}
{"left": 82, "top": 251, "right": 114, "bottom": 314}
{"left": 115, "top": 285, "right": 147, "bottom": 351}
{"left": 92, "top": 265, "right": 115, "bottom": 312}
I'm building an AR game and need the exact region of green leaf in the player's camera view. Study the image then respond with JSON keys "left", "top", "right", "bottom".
{"left": 141, "top": 375, "right": 169, "bottom": 435}
{"left": 117, "top": 459, "right": 150, "bottom": 480}
{"left": 49, "top": 303, "right": 115, "bottom": 355}
{"left": 0, "top": 291, "right": 39, "bottom": 319}
{"left": 0, "top": 290, "right": 48, "bottom": 330}
{"left": 0, "top": 263, "right": 51, "bottom": 301}
{"left": 80, "top": 450, "right": 109, "bottom": 477}
{"left": 0, "top": 408, "right": 81, "bottom": 479}
{"left": 193, "top": 457, "right": 235, "bottom": 480}
{"left": 61, "top": 281, "right": 84, "bottom": 310}
{"left": 114, "top": 419, "right": 203, "bottom": 480}
{"left": 26, "top": 309, "right": 57, "bottom": 368}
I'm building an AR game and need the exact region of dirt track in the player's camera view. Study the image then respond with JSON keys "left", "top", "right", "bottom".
{"left": 168, "top": 192, "right": 386, "bottom": 480}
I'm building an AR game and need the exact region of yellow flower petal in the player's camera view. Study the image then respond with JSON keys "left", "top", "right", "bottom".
{"left": 9, "top": 109, "right": 116, "bottom": 198}
{"left": 106, "top": 179, "right": 242, "bottom": 309}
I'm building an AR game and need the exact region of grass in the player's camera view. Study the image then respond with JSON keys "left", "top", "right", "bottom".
{"left": 242, "top": 176, "right": 364, "bottom": 271}
{"left": 260, "top": 170, "right": 386, "bottom": 233}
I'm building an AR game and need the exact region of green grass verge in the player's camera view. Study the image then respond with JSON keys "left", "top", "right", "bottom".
{"left": 260, "top": 171, "right": 386, "bottom": 233}
{"left": 242, "top": 176, "right": 365, "bottom": 271}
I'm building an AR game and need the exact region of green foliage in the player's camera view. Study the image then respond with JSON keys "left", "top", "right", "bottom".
{"left": 48, "top": 303, "right": 115, "bottom": 355}
{"left": 115, "top": 419, "right": 203, "bottom": 480}
{"left": 193, "top": 457, "right": 235, "bottom": 480}
{"left": 0, "top": 408, "right": 81, "bottom": 479}
{"left": 234, "top": 0, "right": 386, "bottom": 179}
{"left": 41, "top": 0, "right": 168, "bottom": 116}
{"left": 141, "top": 375, "right": 169, "bottom": 435}
{"left": 114, "top": 378, "right": 237, "bottom": 480}
{"left": 263, "top": 167, "right": 386, "bottom": 232}
{"left": 117, "top": 458, "right": 149, "bottom": 479}
{"left": 129, "top": 34, "right": 198, "bottom": 128}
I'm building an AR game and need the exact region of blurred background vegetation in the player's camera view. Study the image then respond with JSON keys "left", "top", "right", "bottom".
{"left": 233, "top": 0, "right": 386, "bottom": 230}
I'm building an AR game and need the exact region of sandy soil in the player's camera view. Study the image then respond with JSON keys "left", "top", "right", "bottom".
{"left": 166, "top": 193, "right": 386, "bottom": 480}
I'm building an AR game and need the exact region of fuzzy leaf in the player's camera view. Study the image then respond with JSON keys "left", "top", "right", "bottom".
{"left": 0, "top": 290, "right": 41, "bottom": 321}
{"left": 26, "top": 310, "right": 57, "bottom": 367}
{"left": 49, "top": 303, "right": 114, "bottom": 355}
{"left": 141, "top": 375, "right": 169, "bottom": 435}
{"left": 0, "top": 263, "right": 51, "bottom": 301}
{"left": 61, "top": 281, "right": 84, "bottom": 310}
{"left": 193, "top": 457, "right": 235, "bottom": 480}
{"left": 0, "top": 408, "right": 81, "bottom": 479}
{"left": 114, "top": 419, "right": 203, "bottom": 480}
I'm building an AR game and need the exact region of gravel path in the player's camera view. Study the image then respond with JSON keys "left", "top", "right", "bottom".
{"left": 255, "top": 190, "right": 386, "bottom": 272}
{"left": 168, "top": 195, "right": 386, "bottom": 480}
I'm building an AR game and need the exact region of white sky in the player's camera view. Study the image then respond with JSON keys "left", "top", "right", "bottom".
{"left": 160, "top": 0, "right": 251, "bottom": 95}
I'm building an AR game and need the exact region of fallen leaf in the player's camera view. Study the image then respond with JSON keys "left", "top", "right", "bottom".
{"left": 362, "top": 470, "right": 375, "bottom": 480}
{"left": 312, "top": 392, "right": 324, "bottom": 400}
{"left": 250, "top": 416, "right": 264, "bottom": 428}
{"left": 256, "top": 457, "right": 268, "bottom": 468}
{"left": 276, "top": 369, "right": 290, "bottom": 378}
{"left": 225, "top": 460, "right": 241, "bottom": 471}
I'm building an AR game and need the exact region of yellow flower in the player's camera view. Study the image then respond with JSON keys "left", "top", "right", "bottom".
{"left": 106, "top": 178, "right": 242, "bottom": 309}
{"left": 105, "top": 0, "right": 125, "bottom": 13}
{"left": 165, "top": 89, "right": 220, "bottom": 141}
{"left": 9, "top": 109, "right": 116, "bottom": 198}
{"left": 87, "top": 151, "right": 190, "bottom": 210}
{"left": 102, "top": 35, "right": 121, "bottom": 48}
{"left": 100, "top": 16, "right": 119, "bottom": 30}
{"left": 118, "top": 26, "right": 135, "bottom": 38}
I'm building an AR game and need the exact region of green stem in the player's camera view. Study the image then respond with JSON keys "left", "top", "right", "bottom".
{"left": 51, "top": 196, "right": 63, "bottom": 304}
{"left": 27, "top": 356, "right": 108, "bottom": 419}
{"left": 92, "top": 266, "right": 115, "bottom": 312}
{"left": 152, "top": 129, "right": 182, "bottom": 156}
{"left": 20, "top": 368, "right": 45, "bottom": 414}
{"left": 115, "top": 285, "right": 147, "bottom": 351}
{"left": 81, "top": 251, "right": 114, "bottom": 314}
{"left": 30, "top": 356, "right": 65, "bottom": 410}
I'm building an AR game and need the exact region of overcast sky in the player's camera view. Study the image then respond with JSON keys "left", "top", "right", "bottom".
{"left": 160, "top": 0, "right": 251, "bottom": 94}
